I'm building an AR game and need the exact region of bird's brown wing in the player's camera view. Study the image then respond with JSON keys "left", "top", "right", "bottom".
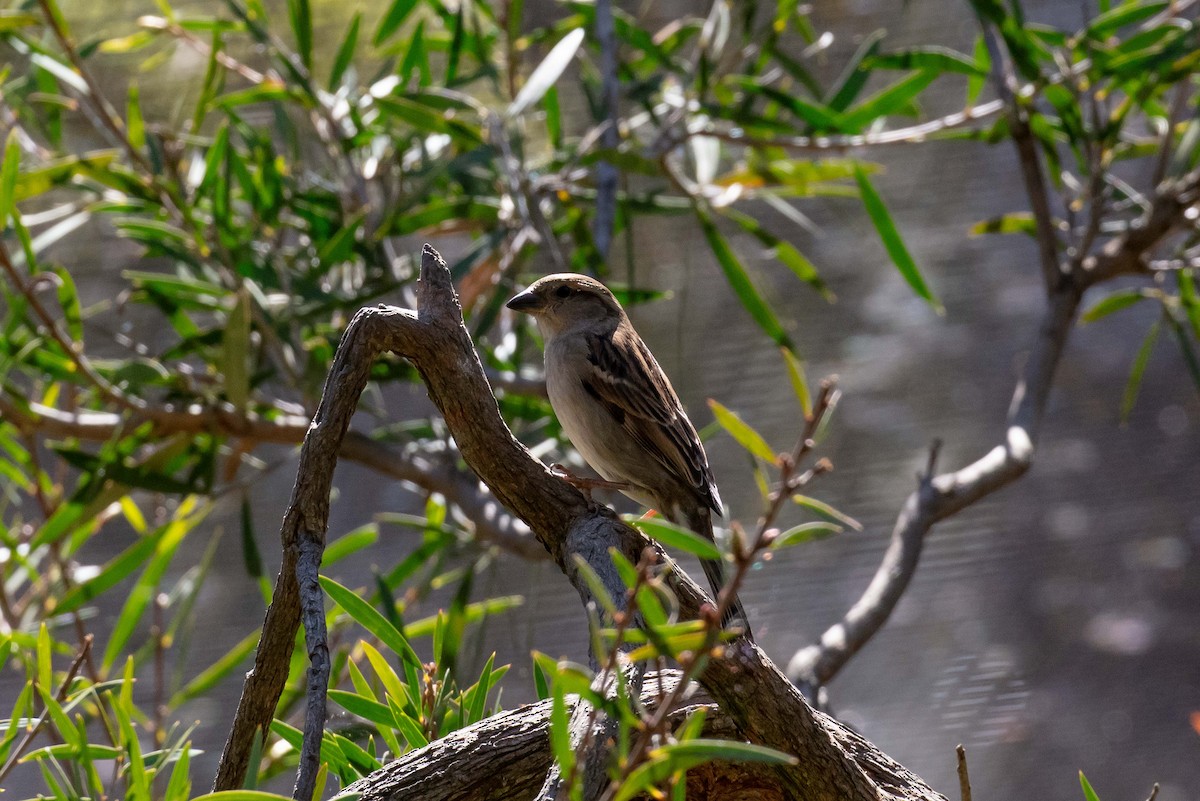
{"left": 582, "top": 325, "right": 722, "bottom": 515}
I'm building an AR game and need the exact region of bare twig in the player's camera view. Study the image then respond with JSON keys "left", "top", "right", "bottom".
{"left": 955, "top": 744, "right": 972, "bottom": 801}
{"left": 695, "top": 100, "right": 1004, "bottom": 152}
{"left": 788, "top": 155, "right": 1200, "bottom": 701}
{"left": 981, "top": 25, "right": 1062, "bottom": 292}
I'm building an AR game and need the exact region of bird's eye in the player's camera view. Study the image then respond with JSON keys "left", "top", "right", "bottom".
{"left": 554, "top": 285, "right": 572, "bottom": 299}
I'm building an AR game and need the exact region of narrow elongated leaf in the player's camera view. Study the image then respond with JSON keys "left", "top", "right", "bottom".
{"left": 722, "top": 207, "right": 831, "bottom": 300}
{"left": 854, "top": 165, "right": 942, "bottom": 313}
{"left": 655, "top": 738, "right": 798, "bottom": 767}
{"left": 696, "top": 206, "right": 793, "bottom": 347}
{"left": 1086, "top": 2, "right": 1168, "bottom": 40}
{"left": 825, "top": 29, "right": 885, "bottom": 111}
{"left": 1121, "top": 319, "right": 1160, "bottom": 421}
{"left": 1081, "top": 289, "right": 1149, "bottom": 323}
{"left": 781, "top": 348, "right": 812, "bottom": 418}
{"left": 507, "top": 28, "right": 585, "bottom": 117}
{"left": 736, "top": 78, "right": 840, "bottom": 130}
{"left": 374, "top": 0, "right": 418, "bottom": 46}
{"left": 286, "top": 0, "right": 312, "bottom": 70}
{"left": 223, "top": 288, "right": 250, "bottom": 410}
{"left": 968, "top": 212, "right": 1037, "bottom": 237}
{"left": 320, "top": 576, "right": 422, "bottom": 670}
{"left": 707, "top": 399, "right": 776, "bottom": 462}
{"left": 1, "top": 130, "right": 20, "bottom": 224}
{"left": 866, "top": 47, "right": 986, "bottom": 76}
{"left": 329, "top": 13, "right": 361, "bottom": 89}
{"left": 1079, "top": 771, "right": 1102, "bottom": 801}
{"left": 792, "top": 494, "right": 862, "bottom": 531}
{"left": 771, "top": 522, "right": 843, "bottom": 548}
{"left": 838, "top": 70, "right": 938, "bottom": 131}
{"left": 626, "top": 515, "right": 723, "bottom": 561}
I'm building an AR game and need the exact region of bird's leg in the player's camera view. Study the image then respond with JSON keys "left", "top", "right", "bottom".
{"left": 549, "top": 463, "right": 636, "bottom": 501}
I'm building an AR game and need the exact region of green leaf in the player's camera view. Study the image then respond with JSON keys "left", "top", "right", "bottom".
{"left": 771, "top": 522, "right": 843, "bottom": 548}
{"left": 707, "top": 399, "right": 776, "bottom": 462}
{"left": 1121, "top": 319, "right": 1160, "bottom": 422}
{"left": 286, "top": 0, "right": 312, "bottom": 71}
{"left": 1, "top": 129, "right": 21, "bottom": 224}
{"left": 126, "top": 84, "right": 146, "bottom": 152}
{"left": 387, "top": 696, "right": 429, "bottom": 750}
{"left": 781, "top": 348, "right": 812, "bottom": 418}
{"left": 722, "top": 207, "right": 831, "bottom": 300}
{"left": 838, "top": 70, "right": 938, "bottom": 131}
{"left": 169, "top": 631, "right": 258, "bottom": 707}
{"left": 791, "top": 494, "right": 862, "bottom": 531}
{"left": 374, "top": 0, "right": 419, "bottom": 46}
{"left": 1081, "top": 289, "right": 1149, "bottom": 323}
{"left": 570, "top": 556, "right": 619, "bottom": 616}
{"left": 508, "top": 28, "right": 586, "bottom": 117}
{"left": 968, "top": 212, "right": 1038, "bottom": 237}
{"left": 1079, "top": 771, "right": 1102, "bottom": 801}
{"left": 549, "top": 681, "right": 574, "bottom": 778}
{"left": 1086, "top": 2, "right": 1168, "bottom": 41}
{"left": 103, "top": 498, "right": 203, "bottom": 671}
{"left": 735, "top": 78, "right": 840, "bottom": 131}
{"left": 656, "top": 738, "right": 798, "bottom": 768}
{"left": 221, "top": 288, "right": 252, "bottom": 411}
{"left": 320, "top": 576, "right": 422, "bottom": 671}
{"left": 328, "top": 690, "right": 395, "bottom": 728}
{"left": 966, "top": 35, "right": 990, "bottom": 105}
{"left": 825, "top": 29, "right": 885, "bottom": 111}
{"left": 52, "top": 266, "right": 83, "bottom": 341}
{"left": 696, "top": 206, "right": 793, "bottom": 347}
{"left": 329, "top": 12, "right": 361, "bottom": 89}
{"left": 866, "top": 47, "right": 986, "bottom": 76}
{"left": 57, "top": 532, "right": 161, "bottom": 614}
{"left": 854, "top": 165, "right": 942, "bottom": 313}
{"left": 625, "top": 515, "right": 723, "bottom": 562}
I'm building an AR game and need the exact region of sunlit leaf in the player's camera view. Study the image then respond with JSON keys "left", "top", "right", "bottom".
{"left": 626, "top": 515, "right": 723, "bottom": 562}
{"left": 707, "top": 399, "right": 776, "bottom": 462}
{"left": 696, "top": 206, "right": 793, "bottom": 348}
{"left": 854, "top": 165, "right": 942, "bottom": 313}
{"left": 508, "top": 28, "right": 586, "bottom": 117}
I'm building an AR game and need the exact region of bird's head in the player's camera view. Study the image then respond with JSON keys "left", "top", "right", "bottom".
{"left": 506, "top": 273, "right": 624, "bottom": 337}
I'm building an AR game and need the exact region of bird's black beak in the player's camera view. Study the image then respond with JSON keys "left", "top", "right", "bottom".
{"left": 505, "top": 289, "right": 541, "bottom": 313}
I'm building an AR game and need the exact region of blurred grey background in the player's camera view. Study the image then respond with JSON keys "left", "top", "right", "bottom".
{"left": 17, "top": 1, "right": 1200, "bottom": 799}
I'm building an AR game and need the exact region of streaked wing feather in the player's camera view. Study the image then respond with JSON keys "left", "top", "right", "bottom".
{"left": 584, "top": 327, "right": 719, "bottom": 512}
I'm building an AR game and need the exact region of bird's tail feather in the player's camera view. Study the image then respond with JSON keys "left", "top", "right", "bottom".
{"left": 683, "top": 506, "right": 754, "bottom": 642}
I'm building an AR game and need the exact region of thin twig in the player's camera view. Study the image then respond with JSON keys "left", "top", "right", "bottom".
{"left": 956, "top": 744, "right": 972, "bottom": 801}
{"left": 981, "top": 24, "right": 1062, "bottom": 292}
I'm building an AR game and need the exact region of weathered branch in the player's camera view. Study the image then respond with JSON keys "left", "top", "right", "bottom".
{"left": 787, "top": 155, "right": 1200, "bottom": 698}
{"left": 214, "top": 244, "right": 943, "bottom": 800}
{"left": 346, "top": 668, "right": 937, "bottom": 801}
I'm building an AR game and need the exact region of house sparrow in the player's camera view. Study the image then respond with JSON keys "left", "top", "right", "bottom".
{"left": 507, "top": 274, "right": 751, "bottom": 639}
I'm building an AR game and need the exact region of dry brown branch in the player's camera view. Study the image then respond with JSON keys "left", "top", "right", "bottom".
{"left": 214, "top": 244, "right": 944, "bottom": 801}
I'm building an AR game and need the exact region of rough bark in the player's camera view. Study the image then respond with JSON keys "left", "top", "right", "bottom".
{"left": 216, "top": 244, "right": 945, "bottom": 800}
